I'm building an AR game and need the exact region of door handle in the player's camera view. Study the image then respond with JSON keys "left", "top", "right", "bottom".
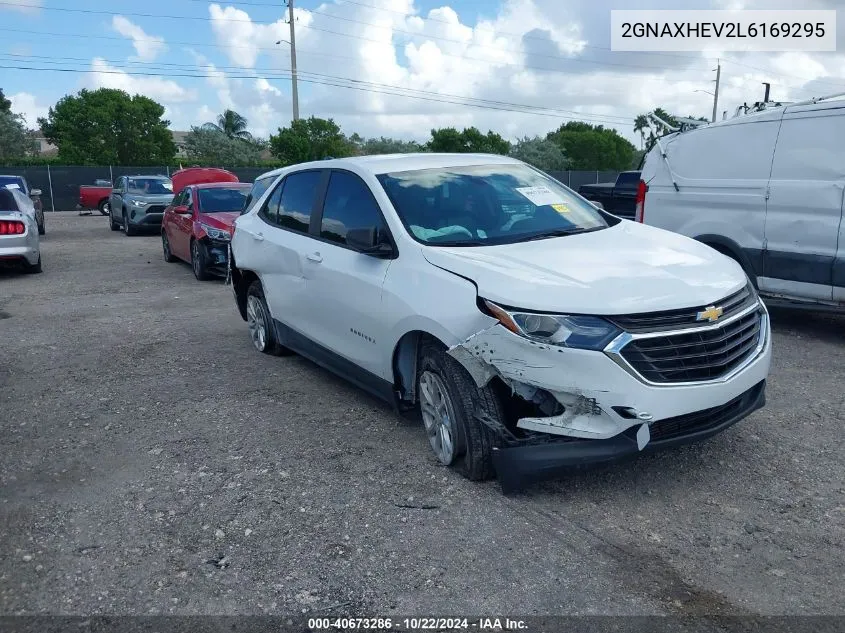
{"left": 251, "top": 231, "right": 264, "bottom": 242}
{"left": 306, "top": 252, "right": 323, "bottom": 263}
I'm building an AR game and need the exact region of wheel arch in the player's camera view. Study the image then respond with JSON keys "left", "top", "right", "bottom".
{"left": 230, "top": 255, "right": 258, "bottom": 321}
{"left": 694, "top": 233, "right": 760, "bottom": 288}
{"left": 391, "top": 329, "right": 451, "bottom": 410}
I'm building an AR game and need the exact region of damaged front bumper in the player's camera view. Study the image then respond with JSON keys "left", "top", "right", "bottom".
{"left": 491, "top": 380, "right": 765, "bottom": 492}
{"left": 448, "top": 307, "right": 771, "bottom": 490}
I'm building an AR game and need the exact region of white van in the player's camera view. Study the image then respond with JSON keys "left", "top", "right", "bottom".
{"left": 638, "top": 96, "right": 845, "bottom": 308}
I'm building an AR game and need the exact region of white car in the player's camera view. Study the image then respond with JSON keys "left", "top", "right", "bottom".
{"left": 638, "top": 95, "right": 845, "bottom": 308}
{"left": 230, "top": 154, "right": 771, "bottom": 491}
{"left": 0, "top": 185, "right": 42, "bottom": 274}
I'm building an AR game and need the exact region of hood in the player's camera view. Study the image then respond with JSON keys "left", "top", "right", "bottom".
{"left": 128, "top": 193, "right": 174, "bottom": 205}
{"left": 421, "top": 221, "right": 747, "bottom": 315}
{"left": 199, "top": 212, "right": 239, "bottom": 230}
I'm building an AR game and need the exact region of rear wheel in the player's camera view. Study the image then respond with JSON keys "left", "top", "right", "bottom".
{"left": 162, "top": 231, "right": 176, "bottom": 263}
{"left": 37, "top": 212, "right": 45, "bottom": 236}
{"left": 98, "top": 199, "right": 110, "bottom": 216}
{"left": 245, "top": 281, "right": 291, "bottom": 356}
{"left": 417, "top": 338, "right": 503, "bottom": 481}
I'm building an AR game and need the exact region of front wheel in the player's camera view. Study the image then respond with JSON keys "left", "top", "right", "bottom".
{"left": 98, "top": 199, "right": 110, "bottom": 216}
{"left": 191, "top": 239, "right": 210, "bottom": 280}
{"left": 123, "top": 210, "right": 137, "bottom": 236}
{"left": 417, "top": 339, "right": 503, "bottom": 481}
{"left": 37, "top": 217, "right": 45, "bottom": 236}
{"left": 162, "top": 231, "right": 176, "bottom": 263}
{"left": 245, "top": 281, "right": 291, "bottom": 356}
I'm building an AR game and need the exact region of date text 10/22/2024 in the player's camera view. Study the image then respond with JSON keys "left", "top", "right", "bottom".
{"left": 307, "top": 617, "right": 529, "bottom": 631}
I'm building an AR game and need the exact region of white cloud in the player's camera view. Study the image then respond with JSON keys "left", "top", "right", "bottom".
{"left": 0, "top": 0, "right": 42, "bottom": 14}
{"left": 87, "top": 58, "right": 196, "bottom": 104}
{"left": 8, "top": 92, "right": 48, "bottom": 128}
{"left": 192, "top": 0, "right": 845, "bottom": 145}
{"left": 112, "top": 16, "right": 167, "bottom": 62}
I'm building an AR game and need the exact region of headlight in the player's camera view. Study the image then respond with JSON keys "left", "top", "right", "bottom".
{"left": 482, "top": 299, "right": 621, "bottom": 351}
{"left": 200, "top": 224, "right": 231, "bottom": 241}
{"left": 128, "top": 199, "right": 148, "bottom": 207}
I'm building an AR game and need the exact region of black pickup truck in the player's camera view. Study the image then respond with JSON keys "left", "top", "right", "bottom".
{"left": 578, "top": 170, "right": 641, "bottom": 219}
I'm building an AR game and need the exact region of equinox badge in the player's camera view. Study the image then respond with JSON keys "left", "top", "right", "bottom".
{"left": 696, "top": 305, "right": 724, "bottom": 322}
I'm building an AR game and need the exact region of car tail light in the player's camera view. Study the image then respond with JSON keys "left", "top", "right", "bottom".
{"left": 0, "top": 220, "right": 25, "bottom": 235}
{"left": 635, "top": 179, "right": 648, "bottom": 223}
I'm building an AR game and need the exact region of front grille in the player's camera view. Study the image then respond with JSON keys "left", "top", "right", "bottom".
{"left": 649, "top": 381, "right": 764, "bottom": 442}
{"left": 608, "top": 284, "right": 756, "bottom": 333}
{"left": 619, "top": 309, "right": 763, "bottom": 383}
{"left": 146, "top": 205, "right": 166, "bottom": 214}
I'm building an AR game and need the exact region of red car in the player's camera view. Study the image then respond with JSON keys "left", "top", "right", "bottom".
{"left": 161, "top": 182, "right": 252, "bottom": 280}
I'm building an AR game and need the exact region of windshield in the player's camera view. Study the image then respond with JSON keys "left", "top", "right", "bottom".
{"left": 198, "top": 187, "right": 250, "bottom": 213}
{"left": 127, "top": 178, "right": 173, "bottom": 195}
{"left": 0, "top": 176, "right": 26, "bottom": 193}
{"left": 376, "top": 164, "right": 610, "bottom": 246}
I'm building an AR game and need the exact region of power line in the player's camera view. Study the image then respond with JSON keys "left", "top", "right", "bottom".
{"left": 0, "top": 52, "right": 635, "bottom": 122}
{"left": 0, "top": 63, "right": 638, "bottom": 125}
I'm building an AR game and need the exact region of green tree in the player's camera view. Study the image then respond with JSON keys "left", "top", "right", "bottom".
{"left": 184, "top": 126, "right": 264, "bottom": 166}
{"left": 359, "top": 136, "right": 424, "bottom": 155}
{"left": 269, "top": 116, "right": 354, "bottom": 164}
{"left": 509, "top": 136, "right": 568, "bottom": 171}
{"left": 38, "top": 88, "right": 175, "bottom": 165}
{"left": 633, "top": 114, "right": 649, "bottom": 150}
{"left": 427, "top": 126, "right": 510, "bottom": 154}
{"left": 203, "top": 109, "right": 252, "bottom": 140}
{"left": 0, "top": 88, "right": 11, "bottom": 113}
{"left": 546, "top": 122, "right": 636, "bottom": 171}
{"left": 0, "top": 111, "right": 37, "bottom": 161}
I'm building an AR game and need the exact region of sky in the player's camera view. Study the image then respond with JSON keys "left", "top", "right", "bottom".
{"left": 2, "top": 0, "right": 845, "bottom": 147}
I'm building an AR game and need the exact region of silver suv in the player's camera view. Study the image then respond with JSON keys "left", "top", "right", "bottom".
{"left": 109, "top": 175, "right": 174, "bottom": 236}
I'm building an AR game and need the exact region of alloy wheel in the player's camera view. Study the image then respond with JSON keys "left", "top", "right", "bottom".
{"left": 246, "top": 295, "right": 268, "bottom": 351}
{"left": 419, "top": 370, "right": 460, "bottom": 465}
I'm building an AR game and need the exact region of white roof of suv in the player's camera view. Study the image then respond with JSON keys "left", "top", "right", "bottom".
{"left": 257, "top": 153, "right": 522, "bottom": 181}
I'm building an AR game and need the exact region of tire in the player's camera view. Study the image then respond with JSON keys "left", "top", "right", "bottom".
{"left": 37, "top": 217, "right": 45, "bottom": 236}
{"left": 191, "top": 239, "right": 210, "bottom": 281}
{"left": 98, "top": 199, "right": 110, "bottom": 216}
{"left": 245, "top": 281, "right": 291, "bottom": 356}
{"left": 109, "top": 207, "right": 120, "bottom": 231}
{"left": 123, "top": 210, "right": 137, "bottom": 236}
{"left": 417, "top": 338, "right": 503, "bottom": 481}
{"left": 162, "top": 231, "right": 177, "bottom": 263}
{"left": 24, "top": 254, "right": 42, "bottom": 274}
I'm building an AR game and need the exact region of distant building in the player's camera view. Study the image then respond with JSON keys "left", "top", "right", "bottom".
{"left": 171, "top": 130, "right": 190, "bottom": 157}
{"left": 30, "top": 131, "right": 58, "bottom": 157}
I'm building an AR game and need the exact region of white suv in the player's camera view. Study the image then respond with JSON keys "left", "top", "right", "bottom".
{"left": 230, "top": 153, "right": 771, "bottom": 491}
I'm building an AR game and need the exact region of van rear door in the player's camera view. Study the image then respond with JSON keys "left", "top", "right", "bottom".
{"left": 763, "top": 104, "right": 845, "bottom": 302}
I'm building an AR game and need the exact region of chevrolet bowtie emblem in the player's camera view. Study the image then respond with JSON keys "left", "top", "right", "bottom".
{"left": 696, "top": 305, "right": 724, "bottom": 322}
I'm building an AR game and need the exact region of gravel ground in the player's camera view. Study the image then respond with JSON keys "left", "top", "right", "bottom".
{"left": 0, "top": 213, "right": 843, "bottom": 617}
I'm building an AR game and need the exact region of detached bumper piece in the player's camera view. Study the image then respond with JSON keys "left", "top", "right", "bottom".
{"left": 493, "top": 380, "right": 766, "bottom": 493}
{"left": 204, "top": 239, "right": 230, "bottom": 276}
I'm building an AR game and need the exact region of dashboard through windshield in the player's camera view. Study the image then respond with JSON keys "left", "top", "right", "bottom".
{"left": 376, "top": 164, "right": 611, "bottom": 246}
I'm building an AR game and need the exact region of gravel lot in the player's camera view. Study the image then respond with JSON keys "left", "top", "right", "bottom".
{"left": 1, "top": 213, "right": 843, "bottom": 618}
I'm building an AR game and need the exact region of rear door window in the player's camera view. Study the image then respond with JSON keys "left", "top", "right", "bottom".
{"left": 277, "top": 171, "right": 321, "bottom": 234}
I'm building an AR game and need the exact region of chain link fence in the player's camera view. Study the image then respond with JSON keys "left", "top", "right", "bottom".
{"left": 0, "top": 165, "right": 620, "bottom": 211}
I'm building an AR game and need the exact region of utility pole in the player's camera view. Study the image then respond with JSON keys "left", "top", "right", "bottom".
{"left": 287, "top": 0, "right": 300, "bottom": 121}
{"left": 711, "top": 59, "right": 721, "bottom": 123}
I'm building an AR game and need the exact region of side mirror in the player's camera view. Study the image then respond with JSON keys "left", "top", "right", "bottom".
{"left": 175, "top": 205, "right": 191, "bottom": 214}
{"left": 347, "top": 226, "right": 394, "bottom": 258}
{"left": 30, "top": 189, "right": 42, "bottom": 197}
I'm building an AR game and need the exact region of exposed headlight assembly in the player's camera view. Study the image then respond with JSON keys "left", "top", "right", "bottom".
{"left": 128, "top": 199, "right": 149, "bottom": 207}
{"left": 482, "top": 299, "right": 621, "bottom": 351}
{"left": 201, "top": 224, "right": 231, "bottom": 241}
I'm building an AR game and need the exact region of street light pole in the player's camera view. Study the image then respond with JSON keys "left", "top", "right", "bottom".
{"left": 287, "top": 0, "right": 300, "bottom": 122}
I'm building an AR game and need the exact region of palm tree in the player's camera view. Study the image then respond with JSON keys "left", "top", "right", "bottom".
{"left": 633, "top": 114, "right": 649, "bottom": 150}
{"left": 203, "top": 109, "right": 252, "bottom": 140}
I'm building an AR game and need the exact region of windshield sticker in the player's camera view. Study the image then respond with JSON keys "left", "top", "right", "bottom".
{"left": 552, "top": 203, "right": 569, "bottom": 214}
{"left": 4, "top": 184, "right": 21, "bottom": 190}
{"left": 515, "top": 186, "right": 563, "bottom": 207}
{"left": 163, "top": 182, "right": 173, "bottom": 191}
